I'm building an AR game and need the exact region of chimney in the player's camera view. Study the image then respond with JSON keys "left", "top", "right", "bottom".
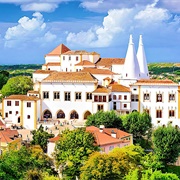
{"left": 111, "top": 130, "right": 116, "bottom": 138}
{"left": 99, "top": 125, "right": 105, "bottom": 133}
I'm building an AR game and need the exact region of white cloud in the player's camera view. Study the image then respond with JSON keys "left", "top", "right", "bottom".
{"left": 21, "top": 3, "right": 58, "bottom": 12}
{"left": 66, "top": 1, "right": 180, "bottom": 48}
{"left": 4, "top": 12, "right": 56, "bottom": 47}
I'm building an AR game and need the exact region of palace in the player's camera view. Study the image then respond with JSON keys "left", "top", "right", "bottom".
{"left": 2, "top": 35, "right": 180, "bottom": 129}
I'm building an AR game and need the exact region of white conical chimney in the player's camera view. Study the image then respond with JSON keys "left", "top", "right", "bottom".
{"left": 137, "top": 35, "right": 149, "bottom": 79}
{"left": 122, "top": 35, "right": 140, "bottom": 80}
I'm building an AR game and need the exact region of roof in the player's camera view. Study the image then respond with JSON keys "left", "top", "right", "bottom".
{"left": 62, "top": 50, "right": 99, "bottom": 55}
{"left": 132, "top": 79, "right": 178, "bottom": 85}
{"left": 48, "top": 135, "right": 60, "bottom": 142}
{"left": 75, "top": 60, "right": 95, "bottom": 66}
{"left": 86, "top": 126, "right": 131, "bottom": 146}
{"left": 43, "top": 62, "right": 61, "bottom": 66}
{"left": 96, "top": 58, "right": 125, "bottom": 67}
{"left": 93, "top": 85, "right": 111, "bottom": 93}
{"left": 28, "top": 90, "right": 39, "bottom": 94}
{"left": 109, "top": 84, "right": 131, "bottom": 92}
{"left": 46, "top": 44, "right": 70, "bottom": 56}
{"left": 5, "top": 95, "right": 39, "bottom": 101}
{"left": 0, "top": 128, "right": 19, "bottom": 143}
{"left": 33, "top": 70, "right": 56, "bottom": 74}
{"left": 81, "top": 68, "right": 116, "bottom": 75}
{"left": 42, "top": 72, "right": 98, "bottom": 83}
{"left": 0, "top": 120, "right": 5, "bottom": 127}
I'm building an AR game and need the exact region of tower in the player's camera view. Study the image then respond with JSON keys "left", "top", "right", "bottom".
{"left": 137, "top": 35, "right": 149, "bottom": 79}
{"left": 122, "top": 34, "right": 140, "bottom": 80}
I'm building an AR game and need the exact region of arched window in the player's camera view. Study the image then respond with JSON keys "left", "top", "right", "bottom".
{"left": 84, "top": 111, "right": 91, "bottom": 119}
{"left": 57, "top": 110, "right": 65, "bottom": 119}
{"left": 43, "top": 110, "right": 52, "bottom": 118}
{"left": 70, "top": 110, "right": 79, "bottom": 119}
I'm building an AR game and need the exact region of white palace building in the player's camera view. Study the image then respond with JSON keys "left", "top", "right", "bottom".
{"left": 2, "top": 35, "right": 180, "bottom": 130}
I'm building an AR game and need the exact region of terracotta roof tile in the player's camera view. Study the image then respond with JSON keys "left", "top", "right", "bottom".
{"left": 48, "top": 135, "right": 60, "bottom": 142}
{"left": 34, "top": 70, "right": 56, "bottom": 74}
{"left": 75, "top": 60, "right": 95, "bottom": 66}
{"left": 43, "top": 62, "right": 61, "bottom": 66}
{"left": 46, "top": 44, "right": 70, "bottom": 56}
{"left": 5, "top": 95, "right": 39, "bottom": 101}
{"left": 28, "top": 90, "right": 39, "bottom": 94}
{"left": 93, "top": 85, "right": 110, "bottom": 93}
{"left": 133, "top": 79, "right": 178, "bottom": 85}
{"left": 96, "top": 58, "right": 125, "bottom": 66}
{"left": 62, "top": 50, "right": 99, "bottom": 55}
{"left": 81, "top": 68, "right": 116, "bottom": 75}
{"left": 109, "top": 84, "right": 131, "bottom": 92}
{"left": 43, "top": 72, "right": 98, "bottom": 82}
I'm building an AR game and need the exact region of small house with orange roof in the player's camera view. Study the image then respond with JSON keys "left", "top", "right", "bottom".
{"left": 86, "top": 125, "right": 133, "bottom": 153}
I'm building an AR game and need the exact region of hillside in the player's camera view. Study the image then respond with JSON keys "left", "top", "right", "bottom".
{"left": 0, "top": 63, "right": 180, "bottom": 83}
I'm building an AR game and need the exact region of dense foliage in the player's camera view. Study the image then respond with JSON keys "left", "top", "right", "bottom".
{"left": 152, "top": 125, "right": 180, "bottom": 165}
{"left": 1, "top": 75, "right": 33, "bottom": 97}
{"left": 31, "top": 125, "right": 54, "bottom": 153}
{"left": 0, "top": 146, "right": 57, "bottom": 180}
{"left": 0, "top": 70, "right": 9, "bottom": 90}
{"left": 54, "top": 128, "right": 99, "bottom": 179}
{"left": 85, "top": 110, "right": 123, "bottom": 129}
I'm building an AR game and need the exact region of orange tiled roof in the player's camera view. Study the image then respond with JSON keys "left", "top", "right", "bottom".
{"left": 43, "top": 72, "right": 98, "bottom": 82}
{"left": 62, "top": 50, "right": 99, "bottom": 55}
{"left": 48, "top": 135, "right": 60, "bottom": 142}
{"left": 46, "top": 44, "right": 70, "bottom": 56}
{"left": 5, "top": 95, "right": 39, "bottom": 101}
{"left": 109, "top": 84, "right": 131, "bottom": 92}
{"left": 96, "top": 58, "right": 125, "bottom": 66}
{"left": 43, "top": 62, "right": 61, "bottom": 66}
{"left": 0, "top": 131, "right": 13, "bottom": 143}
{"left": 81, "top": 68, "right": 116, "bottom": 75}
{"left": 103, "top": 77, "right": 111, "bottom": 80}
{"left": 28, "top": 90, "right": 39, "bottom": 94}
{"left": 133, "top": 79, "right": 178, "bottom": 85}
{"left": 0, "top": 128, "right": 19, "bottom": 143}
{"left": 34, "top": 70, "right": 56, "bottom": 74}
{"left": 93, "top": 85, "right": 110, "bottom": 93}
{"left": 75, "top": 60, "right": 95, "bottom": 66}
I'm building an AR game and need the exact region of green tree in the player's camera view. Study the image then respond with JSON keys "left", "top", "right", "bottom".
{"left": 31, "top": 125, "right": 54, "bottom": 153}
{"left": 122, "top": 111, "right": 152, "bottom": 148}
{"left": 54, "top": 128, "right": 99, "bottom": 179}
{"left": 1, "top": 75, "right": 33, "bottom": 97}
{"left": 85, "top": 110, "right": 123, "bottom": 129}
{"left": 0, "top": 70, "right": 9, "bottom": 90}
{"left": 152, "top": 125, "right": 180, "bottom": 165}
{"left": 80, "top": 145, "right": 144, "bottom": 180}
{"left": 0, "top": 145, "right": 56, "bottom": 180}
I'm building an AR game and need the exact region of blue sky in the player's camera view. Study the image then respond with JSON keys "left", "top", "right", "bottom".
{"left": 0, "top": 0, "right": 180, "bottom": 64}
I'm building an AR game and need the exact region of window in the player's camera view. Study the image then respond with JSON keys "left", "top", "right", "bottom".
{"left": 94, "top": 95, "right": 107, "bottom": 102}
{"left": 97, "top": 105, "right": 103, "bottom": 111}
{"left": 144, "top": 93, "right": 150, "bottom": 101}
{"left": 169, "top": 110, "right": 175, "bottom": 117}
{"left": 156, "top": 110, "right": 162, "bottom": 118}
{"left": 5, "top": 113, "right": 8, "bottom": 118}
{"left": 86, "top": 93, "right": 92, "bottom": 100}
{"left": 144, "top": 109, "right": 150, "bottom": 115}
{"left": 27, "top": 102, "right": 31, "bottom": 107}
{"left": 131, "top": 95, "right": 138, "bottom": 102}
{"left": 54, "top": 92, "right": 60, "bottom": 100}
{"left": 113, "top": 95, "right": 116, "bottom": 100}
{"left": 156, "top": 94, "right": 162, "bottom": 102}
{"left": 15, "top": 101, "right": 19, "bottom": 106}
{"left": 65, "top": 92, "right": 71, "bottom": 101}
{"left": 113, "top": 102, "right": 116, "bottom": 110}
{"left": 16, "top": 111, "right": 18, "bottom": 115}
{"left": 118, "top": 95, "right": 122, "bottom": 100}
{"left": 9, "top": 111, "right": 12, "bottom": 114}
{"left": 69, "top": 56, "right": 71, "bottom": 60}
{"left": 43, "top": 91, "right": 49, "bottom": 99}
{"left": 124, "top": 95, "right": 127, "bottom": 100}
{"left": 123, "top": 104, "right": 127, "bottom": 108}
{"left": 169, "top": 94, "right": 175, "bottom": 101}
{"left": 7, "top": 101, "right": 11, "bottom": 106}
{"left": 76, "top": 56, "right": 78, "bottom": 61}
{"left": 109, "top": 146, "right": 114, "bottom": 151}
{"left": 75, "top": 92, "right": 82, "bottom": 100}
{"left": 63, "top": 56, "right": 65, "bottom": 60}
{"left": 27, "top": 115, "right": 30, "bottom": 119}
